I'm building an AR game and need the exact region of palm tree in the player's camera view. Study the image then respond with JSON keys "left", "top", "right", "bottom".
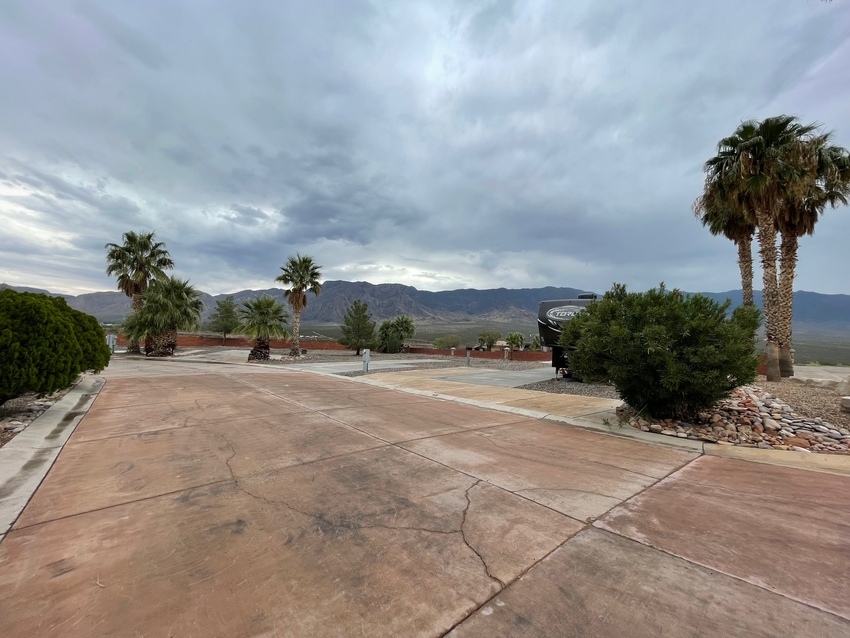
{"left": 775, "top": 135, "right": 850, "bottom": 375}
{"left": 275, "top": 254, "right": 322, "bottom": 357}
{"left": 694, "top": 180, "right": 756, "bottom": 306}
{"left": 239, "top": 296, "right": 290, "bottom": 361}
{"left": 123, "top": 277, "right": 203, "bottom": 356}
{"left": 702, "top": 116, "right": 817, "bottom": 381}
{"left": 105, "top": 231, "right": 174, "bottom": 353}
{"left": 506, "top": 332, "right": 525, "bottom": 359}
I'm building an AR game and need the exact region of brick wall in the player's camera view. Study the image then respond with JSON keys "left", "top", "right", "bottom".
{"left": 116, "top": 334, "right": 347, "bottom": 351}
{"left": 406, "top": 346, "right": 550, "bottom": 362}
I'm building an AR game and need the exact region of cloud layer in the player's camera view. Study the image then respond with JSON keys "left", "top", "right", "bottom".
{"left": 1, "top": 0, "right": 849, "bottom": 295}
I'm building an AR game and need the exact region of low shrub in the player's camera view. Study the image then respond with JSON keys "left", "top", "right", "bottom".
{"left": 0, "top": 290, "right": 109, "bottom": 404}
{"left": 560, "top": 283, "right": 760, "bottom": 419}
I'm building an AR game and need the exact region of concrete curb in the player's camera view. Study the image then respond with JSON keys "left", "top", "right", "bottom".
{"left": 0, "top": 376, "right": 105, "bottom": 543}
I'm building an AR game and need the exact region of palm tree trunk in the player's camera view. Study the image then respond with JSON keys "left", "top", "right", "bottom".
{"left": 778, "top": 232, "right": 798, "bottom": 377}
{"left": 736, "top": 239, "right": 754, "bottom": 307}
{"left": 290, "top": 311, "right": 301, "bottom": 357}
{"left": 755, "top": 208, "right": 781, "bottom": 382}
{"left": 127, "top": 294, "right": 143, "bottom": 353}
{"left": 248, "top": 338, "right": 270, "bottom": 362}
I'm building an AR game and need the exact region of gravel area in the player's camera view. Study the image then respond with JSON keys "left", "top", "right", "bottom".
{"left": 762, "top": 377, "right": 850, "bottom": 431}
{"left": 516, "top": 378, "right": 621, "bottom": 399}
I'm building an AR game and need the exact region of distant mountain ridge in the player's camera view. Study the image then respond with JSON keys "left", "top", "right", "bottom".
{"left": 2, "top": 281, "right": 849, "bottom": 331}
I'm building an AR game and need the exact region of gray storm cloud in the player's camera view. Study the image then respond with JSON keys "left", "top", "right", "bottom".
{"left": 0, "top": 0, "right": 848, "bottom": 295}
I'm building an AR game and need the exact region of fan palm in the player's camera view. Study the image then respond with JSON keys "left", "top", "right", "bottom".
{"left": 775, "top": 135, "right": 850, "bottom": 375}
{"left": 694, "top": 180, "right": 756, "bottom": 306}
{"left": 105, "top": 231, "right": 174, "bottom": 352}
{"left": 123, "top": 277, "right": 203, "bottom": 356}
{"left": 239, "top": 296, "right": 290, "bottom": 361}
{"left": 275, "top": 254, "right": 322, "bottom": 356}
{"left": 703, "top": 115, "right": 817, "bottom": 381}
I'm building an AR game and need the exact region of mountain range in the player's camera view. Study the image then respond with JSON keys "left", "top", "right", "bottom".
{"left": 2, "top": 281, "right": 849, "bottom": 332}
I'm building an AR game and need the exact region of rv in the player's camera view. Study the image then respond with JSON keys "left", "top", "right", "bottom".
{"left": 537, "top": 293, "right": 598, "bottom": 376}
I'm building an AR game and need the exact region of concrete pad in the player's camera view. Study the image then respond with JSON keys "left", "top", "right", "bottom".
{"left": 705, "top": 442, "right": 850, "bottom": 476}
{"left": 431, "top": 386, "right": 542, "bottom": 403}
{"left": 449, "top": 528, "right": 850, "bottom": 637}
{"left": 239, "top": 446, "right": 583, "bottom": 586}
{"left": 793, "top": 365, "right": 850, "bottom": 382}
{"left": 0, "top": 446, "right": 579, "bottom": 637}
{"left": 0, "top": 377, "right": 103, "bottom": 540}
{"left": 436, "top": 367, "right": 554, "bottom": 388}
{"left": 551, "top": 412, "right": 705, "bottom": 452}
{"left": 75, "top": 392, "right": 300, "bottom": 442}
{"left": 502, "top": 393, "right": 621, "bottom": 416}
{"left": 318, "top": 401, "right": 527, "bottom": 443}
{"left": 597, "top": 455, "right": 850, "bottom": 620}
{"left": 402, "top": 421, "right": 696, "bottom": 521}
{"left": 13, "top": 426, "right": 237, "bottom": 527}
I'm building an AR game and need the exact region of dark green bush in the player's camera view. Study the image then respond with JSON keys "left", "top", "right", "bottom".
{"left": 560, "top": 283, "right": 760, "bottom": 419}
{"left": 0, "top": 290, "right": 109, "bottom": 404}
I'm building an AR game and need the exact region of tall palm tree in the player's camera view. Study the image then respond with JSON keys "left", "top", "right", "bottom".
{"left": 105, "top": 231, "right": 174, "bottom": 353}
{"left": 694, "top": 180, "right": 756, "bottom": 306}
{"left": 275, "top": 254, "right": 322, "bottom": 356}
{"left": 238, "top": 296, "right": 290, "bottom": 361}
{"left": 703, "top": 116, "right": 817, "bottom": 381}
{"left": 775, "top": 136, "right": 850, "bottom": 375}
{"left": 123, "top": 277, "right": 203, "bottom": 356}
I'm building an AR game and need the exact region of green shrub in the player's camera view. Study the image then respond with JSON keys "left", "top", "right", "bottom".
{"left": 434, "top": 334, "right": 463, "bottom": 349}
{"left": 1, "top": 290, "right": 88, "bottom": 404}
{"left": 376, "top": 315, "right": 415, "bottom": 353}
{"left": 559, "top": 283, "right": 760, "bottom": 419}
{"left": 61, "top": 303, "right": 111, "bottom": 373}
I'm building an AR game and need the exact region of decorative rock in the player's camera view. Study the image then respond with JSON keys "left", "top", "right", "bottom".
{"left": 762, "top": 417, "right": 780, "bottom": 431}
{"left": 661, "top": 429, "right": 676, "bottom": 436}
{"left": 649, "top": 424, "right": 663, "bottom": 433}
{"left": 783, "top": 437, "right": 811, "bottom": 449}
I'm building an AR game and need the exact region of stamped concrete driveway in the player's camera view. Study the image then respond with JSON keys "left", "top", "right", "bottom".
{"left": 1, "top": 358, "right": 848, "bottom": 637}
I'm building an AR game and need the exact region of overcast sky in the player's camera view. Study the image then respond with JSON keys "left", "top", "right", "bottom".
{"left": 1, "top": 0, "right": 849, "bottom": 297}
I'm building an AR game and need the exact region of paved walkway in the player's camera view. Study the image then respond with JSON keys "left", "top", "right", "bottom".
{"left": 1, "top": 357, "right": 848, "bottom": 637}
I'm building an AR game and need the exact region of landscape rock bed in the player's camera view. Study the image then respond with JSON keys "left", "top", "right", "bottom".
{"left": 620, "top": 384, "right": 850, "bottom": 454}
{"left": 0, "top": 385, "right": 74, "bottom": 448}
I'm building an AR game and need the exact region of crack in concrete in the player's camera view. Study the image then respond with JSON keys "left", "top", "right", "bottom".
{"left": 207, "top": 432, "right": 505, "bottom": 589}
{"left": 460, "top": 479, "right": 505, "bottom": 588}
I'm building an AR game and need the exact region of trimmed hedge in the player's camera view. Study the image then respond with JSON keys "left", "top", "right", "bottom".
{"left": 0, "top": 289, "right": 110, "bottom": 404}
{"left": 560, "top": 283, "right": 761, "bottom": 420}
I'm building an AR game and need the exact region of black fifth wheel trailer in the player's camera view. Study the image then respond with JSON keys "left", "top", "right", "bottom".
{"left": 537, "top": 294, "right": 598, "bottom": 376}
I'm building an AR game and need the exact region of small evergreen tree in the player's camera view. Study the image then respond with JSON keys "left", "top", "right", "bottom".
{"left": 208, "top": 296, "right": 241, "bottom": 344}
{"left": 339, "top": 300, "right": 376, "bottom": 355}
{"left": 477, "top": 329, "right": 501, "bottom": 351}
{"left": 559, "top": 283, "right": 761, "bottom": 420}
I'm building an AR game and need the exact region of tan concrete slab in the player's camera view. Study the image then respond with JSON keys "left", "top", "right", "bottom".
{"left": 597, "top": 455, "right": 850, "bottom": 620}
{"left": 428, "top": 386, "right": 541, "bottom": 403}
{"left": 705, "top": 442, "right": 850, "bottom": 476}
{"left": 502, "top": 393, "right": 621, "bottom": 416}
{"left": 449, "top": 528, "right": 850, "bottom": 637}
{"left": 318, "top": 400, "right": 526, "bottom": 443}
{"left": 0, "top": 446, "right": 579, "bottom": 637}
{"left": 14, "top": 426, "right": 236, "bottom": 527}
{"left": 76, "top": 390, "right": 304, "bottom": 442}
{"left": 402, "top": 421, "right": 696, "bottom": 521}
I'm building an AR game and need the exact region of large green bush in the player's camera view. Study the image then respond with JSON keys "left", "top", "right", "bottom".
{"left": 0, "top": 290, "right": 109, "bottom": 404}
{"left": 560, "top": 284, "right": 760, "bottom": 419}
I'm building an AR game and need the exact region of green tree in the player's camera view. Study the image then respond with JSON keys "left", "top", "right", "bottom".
{"left": 505, "top": 332, "right": 525, "bottom": 358}
{"left": 239, "top": 296, "right": 290, "bottom": 362}
{"left": 376, "top": 315, "right": 416, "bottom": 353}
{"left": 702, "top": 116, "right": 816, "bottom": 381}
{"left": 433, "top": 334, "right": 463, "bottom": 350}
{"left": 693, "top": 180, "right": 756, "bottom": 306}
{"left": 208, "top": 296, "right": 241, "bottom": 344}
{"left": 775, "top": 135, "right": 850, "bottom": 375}
{"left": 338, "top": 300, "right": 376, "bottom": 355}
{"left": 105, "top": 231, "right": 174, "bottom": 353}
{"left": 0, "top": 290, "right": 108, "bottom": 404}
{"left": 275, "top": 254, "right": 322, "bottom": 357}
{"left": 477, "top": 329, "right": 501, "bottom": 351}
{"left": 560, "top": 283, "right": 760, "bottom": 420}
{"left": 123, "top": 277, "right": 203, "bottom": 356}
{"left": 529, "top": 335, "right": 542, "bottom": 351}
